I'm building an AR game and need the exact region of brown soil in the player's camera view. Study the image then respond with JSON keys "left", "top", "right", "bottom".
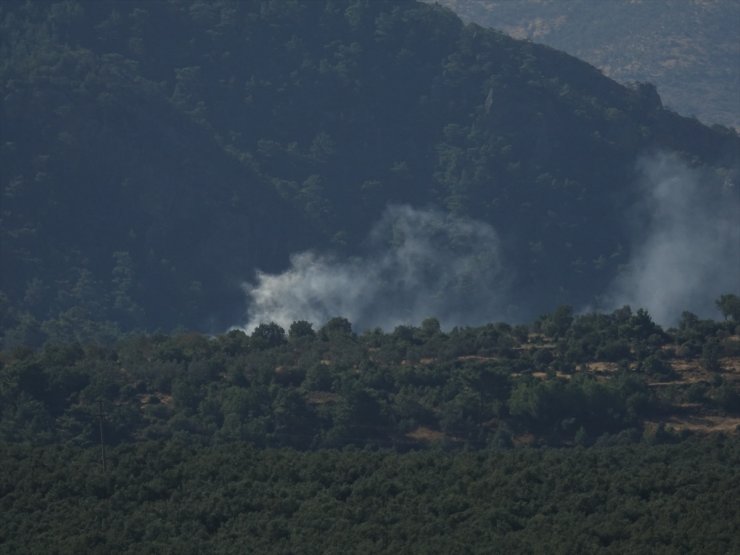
{"left": 405, "top": 426, "right": 448, "bottom": 442}
{"left": 584, "top": 361, "right": 620, "bottom": 373}
{"left": 512, "top": 433, "right": 536, "bottom": 447}
{"left": 306, "top": 391, "right": 338, "bottom": 405}
{"left": 530, "top": 371, "right": 573, "bottom": 380}
{"left": 138, "top": 392, "right": 173, "bottom": 408}
{"left": 648, "top": 415, "right": 740, "bottom": 434}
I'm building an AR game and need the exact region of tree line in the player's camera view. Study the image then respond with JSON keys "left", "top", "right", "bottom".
{"left": 2, "top": 301, "right": 738, "bottom": 450}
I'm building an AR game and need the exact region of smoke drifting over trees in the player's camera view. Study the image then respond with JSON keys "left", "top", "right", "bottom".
{"left": 2, "top": 0, "right": 738, "bottom": 346}
{"left": 606, "top": 153, "right": 740, "bottom": 325}
{"left": 243, "top": 154, "right": 739, "bottom": 331}
{"left": 242, "top": 205, "right": 512, "bottom": 332}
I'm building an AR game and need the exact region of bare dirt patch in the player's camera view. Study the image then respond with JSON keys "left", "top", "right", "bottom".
{"left": 652, "top": 415, "right": 740, "bottom": 434}
{"left": 512, "top": 433, "right": 536, "bottom": 447}
{"left": 584, "top": 361, "right": 620, "bottom": 373}
{"left": 306, "top": 391, "right": 338, "bottom": 405}
{"left": 406, "top": 426, "right": 447, "bottom": 442}
{"left": 138, "top": 392, "right": 173, "bottom": 409}
{"left": 719, "top": 356, "right": 740, "bottom": 377}
{"left": 530, "top": 371, "right": 572, "bottom": 380}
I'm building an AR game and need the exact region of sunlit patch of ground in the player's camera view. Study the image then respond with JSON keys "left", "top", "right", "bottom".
{"left": 306, "top": 391, "right": 338, "bottom": 405}
{"left": 648, "top": 415, "right": 740, "bottom": 434}
{"left": 138, "top": 392, "right": 173, "bottom": 409}
{"left": 405, "top": 426, "right": 447, "bottom": 442}
{"left": 584, "top": 361, "right": 620, "bottom": 373}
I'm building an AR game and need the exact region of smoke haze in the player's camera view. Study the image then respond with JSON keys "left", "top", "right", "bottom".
{"left": 605, "top": 152, "right": 740, "bottom": 325}
{"left": 240, "top": 205, "right": 512, "bottom": 332}
{"left": 238, "top": 153, "right": 738, "bottom": 333}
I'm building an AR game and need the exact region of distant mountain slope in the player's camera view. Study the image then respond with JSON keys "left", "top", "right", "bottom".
{"left": 433, "top": 0, "right": 740, "bottom": 130}
{"left": 1, "top": 0, "right": 738, "bottom": 345}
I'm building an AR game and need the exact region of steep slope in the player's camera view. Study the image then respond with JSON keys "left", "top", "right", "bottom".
{"left": 1, "top": 0, "right": 738, "bottom": 345}
{"left": 1, "top": 2, "right": 319, "bottom": 341}
{"left": 434, "top": 0, "right": 740, "bottom": 130}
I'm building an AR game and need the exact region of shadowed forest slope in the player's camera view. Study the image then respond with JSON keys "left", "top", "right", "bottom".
{"left": 1, "top": 0, "right": 738, "bottom": 346}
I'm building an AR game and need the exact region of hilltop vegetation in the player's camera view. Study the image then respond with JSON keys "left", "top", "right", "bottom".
{"left": 3, "top": 304, "right": 739, "bottom": 450}
{"left": 2, "top": 0, "right": 739, "bottom": 346}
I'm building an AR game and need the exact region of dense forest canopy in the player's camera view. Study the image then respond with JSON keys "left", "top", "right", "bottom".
{"left": 1, "top": 0, "right": 738, "bottom": 347}
{"left": 3, "top": 438, "right": 738, "bottom": 553}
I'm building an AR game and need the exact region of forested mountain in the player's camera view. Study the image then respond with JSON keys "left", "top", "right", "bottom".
{"left": 2, "top": 5, "right": 739, "bottom": 550}
{"left": 434, "top": 0, "right": 740, "bottom": 130}
{"left": 1, "top": 0, "right": 739, "bottom": 347}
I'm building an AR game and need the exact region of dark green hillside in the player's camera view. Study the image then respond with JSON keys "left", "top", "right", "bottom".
{"left": 2, "top": 0, "right": 739, "bottom": 344}
{"left": 0, "top": 5, "right": 318, "bottom": 340}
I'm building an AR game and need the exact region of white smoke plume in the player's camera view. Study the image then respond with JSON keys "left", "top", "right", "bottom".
{"left": 239, "top": 205, "right": 513, "bottom": 332}
{"left": 605, "top": 152, "right": 740, "bottom": 326}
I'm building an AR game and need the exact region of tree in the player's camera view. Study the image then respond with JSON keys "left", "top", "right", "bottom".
{"left": 627, "top": 308, "right": 662, "bottom": 341}
{"left": 327, "top": 385, "right": 385, "bottom": 445}
{"left": 420, "top": 317, "right": 442, "bottom": 338}
{"left": 715, "top": 294, "right": 740, "bottom": 322}
{"left": 679, "top": 311, "right": 700, "bottom": 331}
{"left": 251, "top": 323, "right": 286, "bottom": 350}
{"left": 319, "top": 317, "right": 353, "bottom": 340}
{"left": 303, "top": 363, "right": 334, "bottom": 391}
{"left": 289, "top": 320, "right": 316, "bottom": 340}
{"left": 544, "top": 306, "right": 573, "bottom": 338}
{"left": 701, "top": 340, "right": 722, "bottom": 373}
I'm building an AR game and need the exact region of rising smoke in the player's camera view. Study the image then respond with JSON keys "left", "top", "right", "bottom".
{"left": 239, "top": 153, "right": 738, "bottom": 333}
{"left": 605, "top": 152, "right": 740, "bottom": 326}
{"left": 240, "top": 205, "right": 513, "bottom": 332}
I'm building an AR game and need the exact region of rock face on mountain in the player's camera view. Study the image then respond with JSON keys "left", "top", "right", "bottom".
{"left": 1, "top": 0, "right": 738, "bottom": 345}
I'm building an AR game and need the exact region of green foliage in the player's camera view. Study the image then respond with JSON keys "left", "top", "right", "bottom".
{"left": 3, "top": 305, "right": 735, "bottom": 452}
{"left": 289, "top": 320, "right": 316, "bottom": 340}
{"left": 251, "top": 323, "right": 287, "bottom": 350}
{"left": 508, "top": 373, "right": 647, "bottom": 440}
{"left": 319, "top": 317, "right": 354, "bottom": 340}
{"left": 702, "top": 340, "right": 723, "bottom": 373}
{"left": 1, "top": 437, "right": 739, "bottom": 553}
{"left": 0, "top": 306, "right": 738, "bottom": 550}
{"left": 716, "top": 293, "right": 740, "bottom": 322}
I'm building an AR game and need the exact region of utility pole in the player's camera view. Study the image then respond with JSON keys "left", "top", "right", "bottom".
{"left": 97, "top": 399, "right": 107, "bottom": 473}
